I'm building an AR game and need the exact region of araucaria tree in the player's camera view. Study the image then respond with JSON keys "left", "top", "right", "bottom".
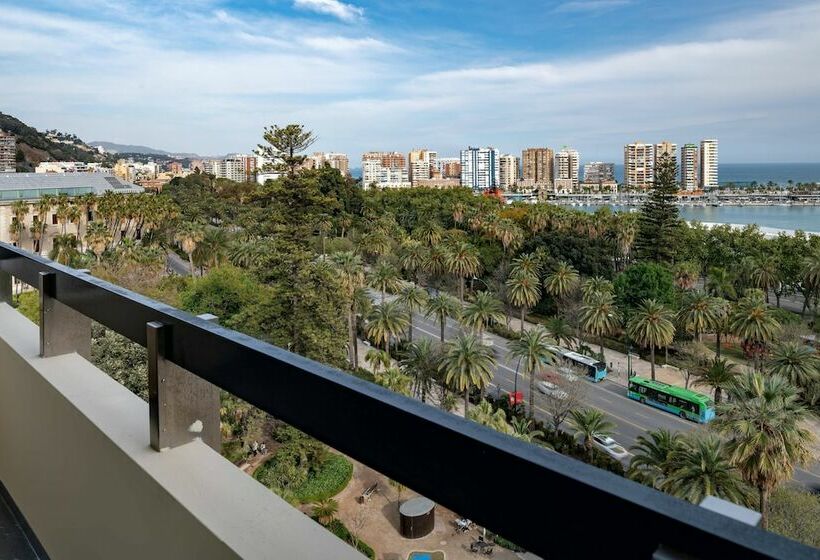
{"left": 257, "top": 124, "right": 316, "bottom": 177}
{"left": 635, "top": 153, "right": 682, "bottom": 262}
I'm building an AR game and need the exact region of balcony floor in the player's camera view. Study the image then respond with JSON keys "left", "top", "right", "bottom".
{"left": 0, "top": 483, "right": 45, "bottom": 560}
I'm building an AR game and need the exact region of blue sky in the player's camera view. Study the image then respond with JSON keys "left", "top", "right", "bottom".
{"left": 1, "top": 0, "right": 819, "bottom": 162}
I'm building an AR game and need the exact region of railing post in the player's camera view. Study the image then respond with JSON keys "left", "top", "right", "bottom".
{"left": 0, "top": 268, "right": 11, "bottom": 304}
{"left": 39, "top": 271, "right": 91, "bottom": 359}
{"left": 147, "top": 317, "right": 221, "bottom": 453}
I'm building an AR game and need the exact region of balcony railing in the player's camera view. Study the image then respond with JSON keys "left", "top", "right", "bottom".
{"left": 0, "top": 240, "right": 815, "bottom": 560}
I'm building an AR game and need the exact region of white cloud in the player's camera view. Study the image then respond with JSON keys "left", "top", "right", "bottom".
{"left": 301, "top": 36, "right": 398, "bottom": 54}
{"left": 293, "top": 0, "right": 364, "bottom": 22}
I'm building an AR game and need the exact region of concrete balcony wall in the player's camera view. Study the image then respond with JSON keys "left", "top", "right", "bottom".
{"left": 0, "top": 303, "right": 361, "bottom": 560}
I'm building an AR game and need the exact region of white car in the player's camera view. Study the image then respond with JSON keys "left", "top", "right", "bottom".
{"left": 592, "top": 434, "right": 630, "bottom": 461}
{"left": 536, "top": 380, "right": 568, "bottom": 400}
{"left": 558, "top": 367, "right": 580, "bottom": 382}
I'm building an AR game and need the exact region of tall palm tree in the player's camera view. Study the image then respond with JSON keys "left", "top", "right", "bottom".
{"left": 802, "top": 249, "right": 820, "bottom": 315}
{"left": 174, "top": 221, "right": 205, "bottom": 279}
{"left": 315, "top": 214, "right": 333, "bottom": 256}
{"left": 711, "top": 297, "right": 731, "bottom": 359}
{"left": 413, "top": 221, "right": 444, "bottom": 247}
{"left": 397, "top": 239, "right": 427, "bottom": 284}
{"left": 627, "top": 299, "right": 676, "bottom": 381}
{"left": 400, "top": 339, "right": 441, "bottom": 403}
{"left": 49, "top": 234, "right": 80, "bottom": 265}
{"left": 662, "top": 434, "right": 751, "bottom": 506}
{"left": 767, "top": 341, "right": 820, "bottom": 391}
{"left": 445, "top": 241, "right": 481, "bottom": 302}
{"left": 628, "top": 429, "right": 682, "bottom": 489}
{"left": 34, "top": 194, "right": 54, "bottom": 253}
{"left": 706, "top": 267, "right": 737, "bottom": 301}
{"left": 545, "top": 316, "right": 574, "bottom": 349}
{"left": 333, "top": 251, "right": 366, "bottom": 368}
{"left": 672, "top": 261, "right": 700, "bottom": 291}
{"left": 425, "top": 293, "right": 461, "bottom": 342}
{"left": 366, "top": 301, "right": 408, "bottom": 352}
{"left": 543, "top": 261, "right": 579, "bottom": 300}
{"left": 506, "top": 270, "right": 541, "bottom": 333}
{"left": 193, "top": 226, "right": 229, "bottom": 270}
{"left": 368, "top": 260, "right": 401, "bottom": 304}
{"left": 84, "top": 220, "right": 111, "bottom": 263}
{"left": 441, "top": 332, "right": 496, "bottom": 417}
{"left": 229, "top": 238, "right": 267, "bottom": 269}
{"left": 693, "top": 358, "right": 738, "bottom": 404}
{"left": 569, "top": 408, "right": 615, "bottom": 460}
{"left": 714, "top": 372, "right": 813, "bottom": 528}
{"left": 396, "top": 283, "right": 428, "bottom": 343}
{"left": 365, "top": 348, "right": 392, "bottom": 373}
{"left": 678, "top": 291, "right": 718, "bottom": 341}
{"left": 423, "top": 246, "right": 448, "bottom": 286}
{"left": 580, "top": 276, "right": 613, "bottom": 304}
{"left": 10, "top": 200, "right": 28, "bottom": 248}
{"left": 729, "top": 291, "right": 781, "bottom": 371}
{"left": 510, "top": 252, "right": 541, "bottom": 279}
{"left": 461, "top": 290, "right": 505, "bottom": 343}
{"left": 507, "top": 327, "right": 555, "bottom": 416}
{"left": 580, "top": 291, "right": 621, "bottom": 356}
{"left": 751, "top": 257, "right": 780, "bottom": 305}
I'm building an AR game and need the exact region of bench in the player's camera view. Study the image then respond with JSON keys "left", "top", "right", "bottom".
{"left": 358, "top": 482, "right": 379, "bottom": 504}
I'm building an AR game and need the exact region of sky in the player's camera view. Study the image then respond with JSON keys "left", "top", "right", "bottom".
{"left": 1, "top": 0, "right": 819, "bottom": 163}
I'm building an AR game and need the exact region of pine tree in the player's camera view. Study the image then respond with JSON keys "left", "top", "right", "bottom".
{"left": 635, "top": 153, "right": 682, "bottom": 262}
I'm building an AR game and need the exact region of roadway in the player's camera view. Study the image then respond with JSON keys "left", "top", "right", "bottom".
{"left": 397, "top": 298, "right": 820, "bottom": 490}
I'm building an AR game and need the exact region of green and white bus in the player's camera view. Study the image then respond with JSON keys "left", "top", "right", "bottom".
{"left": 627, "top": 376, "right": 715, "bottom": 423}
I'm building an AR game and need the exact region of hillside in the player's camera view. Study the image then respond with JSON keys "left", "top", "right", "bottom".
{"left": 0, "top": 111, "right": 107, "bottom": 171}
{"left": 91, "top": 140, "right": 199, "bottom": 158}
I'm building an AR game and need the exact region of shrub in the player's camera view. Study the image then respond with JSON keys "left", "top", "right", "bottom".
{"left": 490, "top": 533, "right": 525, "bottom": 552}
{"left": 768, "top": 486, "right": 820, "bottom": 548}
{"left": 322, "top": 519, "right": 376, "bottom": 559}
{"left": 294, "top": 454, "right": 353, "bottom": 503}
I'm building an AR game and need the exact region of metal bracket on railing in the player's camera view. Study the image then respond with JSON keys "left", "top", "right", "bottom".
{"left": 39, "top": 272, "right": 91, "bottom": 359}
{"left": 0, "top": 268, "right": 11, "bottom": 304}
{"left": 147, "top": 317, "right": 221, "bottom": 453}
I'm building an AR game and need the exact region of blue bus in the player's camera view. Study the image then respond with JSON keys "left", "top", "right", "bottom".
{"left": 547, "top": 346, "right": 607, "bottom": 382}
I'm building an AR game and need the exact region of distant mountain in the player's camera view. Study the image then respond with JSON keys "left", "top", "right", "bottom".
{"left": 90, "top": 141, "right": 200, "bottom": 158}
{"left": 0, "top": 111, "right": 107, "bottom": 171}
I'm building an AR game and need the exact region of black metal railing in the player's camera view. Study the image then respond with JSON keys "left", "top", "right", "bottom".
{"left": 0, "top": 241, "right": 814, "bottom": 560}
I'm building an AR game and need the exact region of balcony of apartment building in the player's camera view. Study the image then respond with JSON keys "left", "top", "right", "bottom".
{"left": 0, "top": 240, "right": 815, "bottom": 560}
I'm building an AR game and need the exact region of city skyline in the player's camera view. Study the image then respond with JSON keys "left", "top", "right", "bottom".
{"left": 2, "top": 1, "right": 819, "bottom": 162}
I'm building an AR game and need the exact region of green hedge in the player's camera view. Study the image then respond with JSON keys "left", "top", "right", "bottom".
{"left": 323, "top": 519, "right": 376, "bottom": 559}
{"left": 294, "top": 453, "right": 353, "bottom": 503}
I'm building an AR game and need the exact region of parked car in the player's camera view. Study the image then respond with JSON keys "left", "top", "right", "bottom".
{"left": 536, "top": 380, "right": 568, "bottom": 400}
{"left": 592, "top": 434, "right": 630, "bottom": 461}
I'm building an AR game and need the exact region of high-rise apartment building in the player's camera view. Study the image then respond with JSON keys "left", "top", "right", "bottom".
{"left": 555, "top": 147, "right": 579, "bottom": 191}
{"left": 583, "top": 162, "right": 615, "bottom": 184}
{"left": 460, "top": 147, "right": 499, "bottom": 191}
{"left": 361, "top": 152, "right": 410, "bottom": 188}
{"left": 0, "top": 131, "right": 16, "bottom": 173}
{"left": 700, "top": 139, "right": 719, "bottom": 189}
{"left": 303, "top": 152, "right": 350, "bottom": 176}
{"left": 437, "top": 158, "right": 461, "bottom": 180}
{"left": 680, "top": 144, "right": 699, "bottom": 191}
{"left": 654, "top": 141, "right": 678, "bottom": 181}
{"left": 624, "top": 142, "right": 655, "bottom": 190}
{"left": 498, "top": 154, "right": 519, "bottom": 189}
{"left": 408, "top": 149, "right": 438, "bottom": 186}
{"left": 204, "top": 155, "right": 257, "bottom": 182}
{"left": 521, "top": 147, "right": 554, "bottom": 186}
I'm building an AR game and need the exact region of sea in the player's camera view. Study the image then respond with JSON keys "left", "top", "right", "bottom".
{"left": 609, "top": 163, "right": 820, "bottom": 186}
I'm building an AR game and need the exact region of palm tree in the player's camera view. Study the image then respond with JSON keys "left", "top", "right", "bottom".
{"left": 49, "top": 234, "right": 80, "bottom": 265}
{"left": 767, "top": 341, "right": 820, "bottom": 391}
{"left": 84, "top": 220, "right": 111, "bottom": 263}
{"left": 580, "top": 276, "right": 613, "bottom": 304}
{"left": 569, "top": 408, "right": 615, "bottom": 460}
{"left": 461, "top": 290, "right": 505, "bottom": 343}
{"left": 729, "top": 291, "right": 781, "bottom": 371}
{"left": 10, "top": 200, "right": 28, "bottom": 248}
{"left": 706, "top": 267, "right": 737, "bottom": 301}
{"left": 425, "top": 293, "right": 461, "bottom": 342}
{"left": 400, "top": 339, "right": 441, "bottom": 403}
{"left": 545, "top": 316, "right": 574, "bottom": 349}
{"left": 711, "top": 297, "right": 731, "bottom": 359}
{"left": 315, "top": 214, "right": 333, "bottom": 256}
{"left": 507, "top": 327, "right": 555, "bottom": 416}
{"left": 678, "top": 291, "right": 718, "bottom": 341}
{"left": 628, "top": 429, "right": 682, "bottom": 489}
{"left": 174, "top": 221, "right": 205, "bottom": 279}
{"left": 368, "top": 260, "right": 401, "bottom": 304}
{"left": 312, "top": 498, "right": 339, "bottom": 526}
{"left": 627, "top": 299, "right": 676, "bottom": 381}
{"left": 229, "top": 239, "right": 266, "bottom": 269}
{"left": 543, "top": 261, "right": 579, "bottom": 300}
{"left": 580, "top": 292, "right": 621, "bottom": 356}
{"left": 510, "top": 252, "right": 541, "bottom": 279}
{"left": 423, "top": 246, "right": 448, "bottom": 286}
{"left": 413, "top": 221, "right": 444, "bottom": 247}
{"left": 714, "top": 372, "right": 814, "bottom": 528}
{"left": 445, "top": 241, "right": 481, "bottom": 302}
{"left": 468, "top": 400, "right": 512, "bottom": 433}
{"left": 802, "top": 250, "right": 820, "bottom": 315}
{"left": 694, "top": 358, "right": 738, "bottom": 405}
{"left": 396, "top": 283, "right": 428, "bottom": 343}
{"left": 662, "top": 434, "right": 751, "bottom": 506}
{"left": 672, "top": 261, "right": 700, "bottom": 291}
{"left": 365, "top": 348, "right": 392, "bottom": 374}
{"left": 193, "top": 226, "right": 229, "bottom": 270}
{"left": 441, "top": 333, "right": 496, "bottom": 417}
{"left": 506, "top": 270, "right": 541, "bottom": 333}
{"left": 510, "top": 417, "right": 544, "bottom": 443}
{"left": 397, "top": 240, "right": 427, "bottom": 284}
{"left": 751, "top": 258, "right": 780, "bottom": 305}
{"left": 34, "top": 195, "right": 54, "bottom": 253}
{"left": 366, "top": 301, "right": 409, "bottom": 352}
{"left": 374, "top": 367, "right": 413, "bottom": 396}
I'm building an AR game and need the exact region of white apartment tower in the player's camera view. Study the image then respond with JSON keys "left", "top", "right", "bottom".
{"left": 408, "top": 149, "right": 438, "bottom": 186}
{"left": 624, "top": 142, "right": 655, "bottom": 190}
{"left": 555, "top": 147, "right": 580, "bottom": 191}
{"left": 680, "top": 144, "right": 699, "bottom": 191}
{"left": 700, "top": 139, "right": 719, "bottom": 189}
{"left": 498, "top": 154, "right": 519, "bottom": 189}
{"left": 460, "top": 147, "right": 499, "bottom": 191}
{"left": 0, "top": 132, "right": 16, "bottom": 173}
{"left": 361, "top": 152, "right": 410, "bottom": 189}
